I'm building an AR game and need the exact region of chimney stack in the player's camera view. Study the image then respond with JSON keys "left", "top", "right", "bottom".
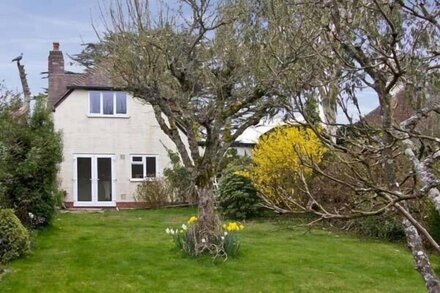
{"left": 48, "top": 42, "right": 65, "bottom": 108}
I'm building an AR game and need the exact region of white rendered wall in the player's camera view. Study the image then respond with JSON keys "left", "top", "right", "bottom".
{"left": 53, "top": 89, "right": 181, "bottom": 203}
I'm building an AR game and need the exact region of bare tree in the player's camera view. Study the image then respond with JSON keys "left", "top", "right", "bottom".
{"left": 100, "top": 0, "right": 284, "bottom": 254}
{"left": 246, "top": 0, "right": 440, "bottom": 290}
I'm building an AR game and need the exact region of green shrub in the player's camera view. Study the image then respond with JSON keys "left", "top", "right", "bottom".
{"left": 135, "top": 178, "right": 169, "bottom": 208}
{"left": 216, "top": 165, "right": 263, "bottom": 220}
{"left": 163, "top": 150, "right": 196, "bottom": 204}
{"left": 426, "top": 203, "right": 440, "bottom": 243}
{"left": 0, "top": 96, "right": 62, "bottom": 227}
{"left": 0, "top": 209, "right": 31, "bottom": 264}
{"left": 347, "top": 214, "right": 405, "bottom": 242}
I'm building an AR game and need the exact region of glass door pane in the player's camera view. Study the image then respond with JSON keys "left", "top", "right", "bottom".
{"left": 77, "top": 157, "right": 92, "bottom": 201}
{"left": 97, "top": 158, "right": 112, "bottom": 202}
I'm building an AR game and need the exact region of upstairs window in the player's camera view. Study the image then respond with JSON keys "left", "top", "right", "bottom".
{"left": 89, "top": 91, "right": 127, "bottom": 116}
{"left": 131, "top": 155, "right": 157, "bottom": 180}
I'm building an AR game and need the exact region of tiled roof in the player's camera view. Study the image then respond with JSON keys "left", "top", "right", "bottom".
{"left": 362, "top": 90, "right": 416, "bottom": 125}
{"left": 52, "top": 65, "right": 118, "bottom": 108}
{"left": 69, "top": 65, "right": 115, "bottom": 89}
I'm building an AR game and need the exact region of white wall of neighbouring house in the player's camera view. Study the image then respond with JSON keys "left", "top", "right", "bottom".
{"left": 234, "top": 146, "right": 253, "bottom": 157}
{"left": 53, "top": 89, "right": 182, "bottom": 205}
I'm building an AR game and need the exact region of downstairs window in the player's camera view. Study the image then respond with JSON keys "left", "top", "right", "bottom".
{"left": 131, "top": 155, "right": 157, "bottom": 180}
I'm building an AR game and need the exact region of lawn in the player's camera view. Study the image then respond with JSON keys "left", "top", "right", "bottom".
{"left": 0, "top": 208, "right": 435, "bottom": 292}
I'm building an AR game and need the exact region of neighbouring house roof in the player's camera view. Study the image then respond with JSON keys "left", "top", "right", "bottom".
{"left": 362, "top": 90, "right": 416, "bottom": 125}
{"left": 195, "top": 119, "right": 286, "bottom": 148}
{"left": 234, "top": 118, "right": 287, "bottom": 145}
{"left": 235, "top": 124, "right": 282, "bottom": 145}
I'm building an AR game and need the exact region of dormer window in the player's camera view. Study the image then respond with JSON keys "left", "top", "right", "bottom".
{"left": 89, "top": 91, "right": 127, "bottom": 116}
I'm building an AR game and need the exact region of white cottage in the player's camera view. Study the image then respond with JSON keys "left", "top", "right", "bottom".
{"left": 48, "top": 42, "right": 187, "bottom": 208}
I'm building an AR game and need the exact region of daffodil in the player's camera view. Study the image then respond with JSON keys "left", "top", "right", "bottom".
{"left": 223, "top": 222, "right": 244, "bottom": 232}
{"left": 187, "top": 216, "right": 198, "bottom": 224}
{"left": 181, "top": 224, "right": 188, "bottom": 230}
{"left": 226, "top": 222, "right": 240, "bottom": 232}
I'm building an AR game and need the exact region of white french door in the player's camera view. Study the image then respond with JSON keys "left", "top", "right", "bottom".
{"left": 73, "top": 154, "right": 116, "bottom": 207}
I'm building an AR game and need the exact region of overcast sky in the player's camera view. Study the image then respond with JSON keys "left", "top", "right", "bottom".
{"left": 0, "top": 0, "right": 105, "bottom": 94}
{"left": 0, "top": 0, "right": 378, "bottom": 118}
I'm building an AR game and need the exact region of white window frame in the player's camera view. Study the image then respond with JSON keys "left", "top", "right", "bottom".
{"left": 130, "top": 155, "right": 159, "bottom": 181}
{"left": 88, "top": 91, "right": 129, "bottom": 118}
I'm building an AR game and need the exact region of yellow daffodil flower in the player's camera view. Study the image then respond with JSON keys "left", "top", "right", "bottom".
{"left": 187, "top": 216, "right": 198, "bottom": 224}
{"left": 224, "top": 222, "right": 244, "bottom": 232}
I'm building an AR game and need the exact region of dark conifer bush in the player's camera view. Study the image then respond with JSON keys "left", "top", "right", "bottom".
{"left": 216, "top": 164, "right": 263, "bottom": 220}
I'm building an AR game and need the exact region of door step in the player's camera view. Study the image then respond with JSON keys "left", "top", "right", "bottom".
{"left": 60, "top": 208, "right": 106, "bottom": 213}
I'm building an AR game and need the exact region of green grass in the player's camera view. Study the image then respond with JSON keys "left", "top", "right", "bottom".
{"left": 0, "top": 208, "right": 435, "bottom": 292}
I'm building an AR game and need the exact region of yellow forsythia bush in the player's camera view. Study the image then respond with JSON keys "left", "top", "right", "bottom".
{"left": 241, "top": 126, "right": 326, "bottom": 209}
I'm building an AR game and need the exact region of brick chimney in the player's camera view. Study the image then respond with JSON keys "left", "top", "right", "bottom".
{"left": 48, "top": 42, "right": 65, "bottom": 108}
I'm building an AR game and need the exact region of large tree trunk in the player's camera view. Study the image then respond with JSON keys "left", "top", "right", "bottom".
{"left": 403, "top": 218, "right": 440, "bottom": 293}
{"left": 401, "top": 134, "right": 440, "bottom": 213}
{"left": 194, "top": 170, "right": 222, "bottom": 255}
{"left": 197, "top": 183, "right": 221, "bottom": 237}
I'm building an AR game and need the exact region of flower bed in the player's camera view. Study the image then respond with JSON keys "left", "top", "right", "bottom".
{"left": 166, "top": 216, "right": 244, "bottom": 259}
